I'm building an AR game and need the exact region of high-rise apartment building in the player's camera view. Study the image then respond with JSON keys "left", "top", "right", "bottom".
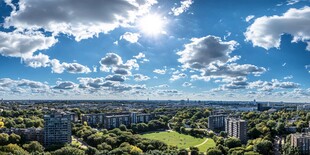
{"left": 225, "top": 118, "right": 247, "bottom": 143}
{"left": 44, "top": 113, "right": 72, "bottom": 146}
{"left": 291, "top": 133, "right": 310, "bottom": 155}
{"left": 208, "top": 115, "right": 227, "bottom": 131}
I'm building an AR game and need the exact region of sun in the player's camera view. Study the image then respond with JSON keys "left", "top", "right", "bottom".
{"left": 138, "top": 14, "right": 166, "bottom": 36}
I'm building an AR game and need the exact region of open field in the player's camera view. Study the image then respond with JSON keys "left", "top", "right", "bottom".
{"left": 140, "top": 131, "right": 215, "bottom": 152}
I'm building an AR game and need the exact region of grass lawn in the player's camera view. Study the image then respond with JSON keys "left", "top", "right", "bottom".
{"left": 140, "top": 131, "right": 215, "bottom": 152}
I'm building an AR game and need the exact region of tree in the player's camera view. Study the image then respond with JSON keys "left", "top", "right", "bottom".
{"left": 85, "top": 146, "right": 98, "bottom": 155}
{"left": 190, "top": 147, "right": 199, "bottom": 155}
{"left": 23, "top": 141, "right": 44, "bottom": 153}
{"left": 206, "top": 148, "right": 222, "bottom": 155}
{"left": 0, "top": 133, "right": 9, "bottom": 145}
{"left": 178, "top": 148, "right": 188, "bottom": 155}
{"left": 219, "top": 131, "right": 227, "bottom": 137}
{"left": 247, "top": 127, "right": 262, "bottom": 139}
{"left": 253, "top": 140, "right": 273, "bottom": 155}
{"left": 0, "top": 143, "right": 29, "bottom": 155}
{"left": 275, "top": 122, "right": 285, "bottom": 135}
{"left": 9, "top": 133, "right": 21, "bottom": 144}
{"left": 130, "top": 146, "right": 143, "bottom": 155}
{"left": 224, "top": 137, "right": 242, "bottom": 149}
{"left": 52, "top": 146, "right": 85, "bottom": 155}
{"left": 119, "top": 124, "right": 127, "bottom": 131}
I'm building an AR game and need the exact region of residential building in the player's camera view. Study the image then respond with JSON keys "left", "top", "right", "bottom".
{"left": 44, "top": 113, "right": 72, "bottom": 146}
{"left": 82, "top": 112, "right": 153, "bottom": 129}
{"left": 297, "top": 104, "right": 310, "bottom": 111}
{"left": 0, "top": 127, "right": 44, "bottom": 143}
{"left": 291, "top": 133, "right": 310, "bottom": 155}
{"left": 208, "top": 115, "right": 227, "bottom": 131}
{"left": 225, "top": 118, "right": 247, "bottom": 143}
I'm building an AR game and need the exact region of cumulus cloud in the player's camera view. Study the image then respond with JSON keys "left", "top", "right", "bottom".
{"left": 133, "top": 52, "right": 145, "bottom": 59}
{"left": 120, "top": 32, "right": 140, "bottom": 43}
{"left": 177, "top": 35, "right": 266, "bottom": 82}
{"left": 53, "top": 81, "right": 76, "bottom": 89}
{"left": 0, "top": 78, "right": 50, "bottom": 94}
{"left": 77, "top": 77, "right": 145, "bottom": 93}
{"left": 177, "top": 35, "right": 238, "bottom": 69}
{"left": 22, "top": 53, "right": 50, "bottom": 68}
{"left": 133, "top": 52, "right": 150, "bottom": 63}
{"left": 133, "top": 74, "right": 150, "bottom": 81}
{"left": 170, "top": 73, "right": 187, "bottom": 81}
{"left": 245, "top": 6, "right": 310, "bottom": 51}
{"left": 99, "top": 53, "right": 139, "bottom": 75}
{"left": 153, "top": 68, "right": 167, "bottom": 74}
{"left": 248, "top": 79, "right": 299, "bottom": 91}
{"left": 0, "top": 30, "right": 57, "bottom": 58}
{"left": 182, "top": 82, "right": 192, "bottom": 87}
{"left": 4, "top": 0, "right": 157, "bottom": 41}
{"left": 105, "top": 74, "right": 126, "bottom": 82}
{"left": 50, "top": 59, "right": 91, "bottom": 74}
{"left": 171, "top": 0, "right": 193, "bottom": 16}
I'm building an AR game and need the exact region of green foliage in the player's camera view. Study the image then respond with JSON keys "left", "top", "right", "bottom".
{"left": 23, "top": 141, "right": 44, "bottom": 153}
{"left": 206, "top": 148, "right": 222, "bottom": 155}
{"left": 253, "top": 140, "right": 273, "bottom": 155}
{"left": 9, "top": 133, "right": 21, "bottom": 144}
{"left": 0, "top": 133, "right": 9, "bottom": 145}
{"left": 51, "top": 146, "right": 85, "bottom": 155}
{"left": 224, "top": 137, "right": 241, "bottom": 149}
{"left": 0, "top": 143, "right": 29, "bottom": 155}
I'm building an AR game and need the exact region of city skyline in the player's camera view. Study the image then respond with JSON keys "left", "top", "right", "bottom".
{"left": 1, "top": 0, "right": 310, "bottom": 102}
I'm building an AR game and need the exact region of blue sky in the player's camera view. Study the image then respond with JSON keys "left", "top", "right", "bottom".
{"left": 0, "top": 0, "right": 310, "bottom": 102}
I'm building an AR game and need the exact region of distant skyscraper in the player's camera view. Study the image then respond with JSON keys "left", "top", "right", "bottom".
{"left": 44, "top": 113, "right": 71, "bottom": 146}
{"left": 225, "top": 118, "right": 247, "bottom": 143}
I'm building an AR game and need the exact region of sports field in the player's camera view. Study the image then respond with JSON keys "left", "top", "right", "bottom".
{"left": 140, "top": 131, "right": 215, "bottom": 152}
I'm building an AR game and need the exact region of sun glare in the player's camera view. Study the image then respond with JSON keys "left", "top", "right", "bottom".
{"left": 138, "top": 14, "right": 165, "bottom": 36}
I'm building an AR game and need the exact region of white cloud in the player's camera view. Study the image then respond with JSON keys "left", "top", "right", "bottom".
{"left": 170, "top": 73, "right": 187, "bottom": 81}
{"left": 182, "top": 82, "right": 192, "bottom": 87}
{"left": 22, "top": 53, "right": 50, "bottom": 68}
{"left": 171, "top": 0, "right": 193, "bottom": 16}
{"left": 0, "top": 78, "right": 50, "bottom": 94}
{"left": 305, "top": 64, "right": 310, "bottom": 73}
{"left": 245, "top": 15, "right": 255, "bottom": 22}
{"left": 4, "top": 0, "right": 157, "bottom": 41}
{"left": 177, "top": 35, "right": 266, "bottom": 82}
{"left": 133, "top": 52, "right": 145, "bottom": 59}
{"left": 133, "top": 74, "right": 150, "bottom": 81}
{"left": 155, "top": 84, "right": 169, "bottom": 88}
{"left": 53, "top": 81, "right": 76, "bottom": 89}
{"left": 120, "top": 32, "right": 140, "bottom": 43}
{"left": 0, "top": 30, "right": 57, "bottom": 58}
{"left": 248, "top": 79, "right": 300, "bottom": 91}
{"left": 153, "top": 68, "right": 167, "bottom": 74}
{"left": 287, "top": 0, "right": 301, "bottom": 5}
{"left": 284, "top": 75, "right": 293, "bottom": 80}
{"left": 50, "top": 59, "right": 91, "bottom": 74}
{"left": 177, "top": 35, "right": 238, "bottom": 70}
{"left": 105, "top": 74, "right": 126, "bottom": 82}
{"left": 245, "top": 6, "right": 310, "bottom": 51}
{"left": 99, "top": 53, "right": 139, "bottom": 75}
